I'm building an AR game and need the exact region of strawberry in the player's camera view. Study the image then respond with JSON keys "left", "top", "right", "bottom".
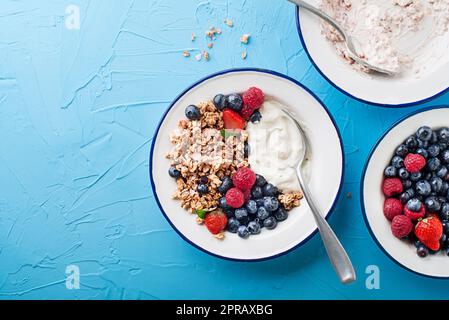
{"left": 404, "top": 153, "right": 426, "bottom": 173}
{"left": 382, "top": 178, "right": 403, "bottom": 197}
{"left": 415, "top": 216, "right": 443, "bottom": 251}
{"left": 383, "top": 198, "right": 403, "bottom": 221}
{"left": 222, "top": 109, "right": 245, "bottom": 130}
{"left": 391, "top": 215, "right": 413, "bottom": 238}
{"left": 404, "top": 203, "right": 425, "bottom": 221}
{"left": 204, "top": 211, "right": 228, "bottom": 235}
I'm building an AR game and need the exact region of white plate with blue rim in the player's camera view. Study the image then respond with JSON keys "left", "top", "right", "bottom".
{"left": 362, "top": 106, "right": 449, "bottom": 278}
{"left": 295, "top": 0, "right": 449, "bottom": 107}
{"left": 150, "top": 68, "right": 344, "bottom": 261}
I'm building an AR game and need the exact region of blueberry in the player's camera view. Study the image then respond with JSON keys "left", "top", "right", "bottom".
{"left": 250, "top": 110, "right": 262, "bottom": 123}
{"left": 405, "top": 136, "right": 419, "bottom": 151}
{"left": 441, "top": 203, "right": 449, "bottom": 220}
{"left": 443, "top": 220, "right": 449, "bottom": 234}
{"left": 442, "top": 150, "right": 449, "bottom": 164}
{"left": 414, "top": 240, "right": 422, "bottom": 248}
{"left": 398, "top": 167, "right": 409, "bottom": 180}
{"left": 428, "top": 157, "right": 441, "bottom": 172}
{"left": 185, "top": 105, "right": 201, "bottom": 120}
{"left": 247, "top": 221, "right": 261, "bottom": 235}
{"left": 218, "top": 176, "right": 233, "bottom": 194}
{"left": 199, "top": 176, "right": 209, "bottom": 184}
{"left": 417, "top": 245, "right": 429, "bottom": 258}
{"left": 442, "top": 182, "right": 449, "bottom": 195}
{"left": 423, "top": 172, "right": 432, "bottom": 181}
{"left": 402, "top": 179, "right": 412, "bottom": 189}
{"left": 430, "top": 176, "right": 443, "bottom": 193}
{"left": 395, "top": 144, "right": 409, "bottom": 157}
{"left": 428, "top": 144, "right": 441, "bottom": 157}
{"left": 197, "top": 184, "right": 209, "bottom": 194}
{"left": 168, "top": 166, "right": 181, "bottom": 178}
{"left": 431, "top": 132, "right": 439, "bottom": 144}
{"left": 263, "top": 196, "right": 279, "bottom": 212}
{"left": 262, "top": 183, "right": 278, "bottom": 196}
{"left": 416, "top": 148, "right": 428, "bottom": 159}
{"left": 441, "top": 141, "right": 449, "bottom": 152}
{"left": 263, "top": 217, "right": 278, "bottom": 230}
{"left": 251, "top": 186, "right": 263, "bottom": 199}
{"left": 213, "top": 94, "right": 227, "bottom": 111}
{"left": 384, "top": 166, "right": 397, "bottom": 177}
{"left": 416, "top": 180, "right": 432, "bottom": 196}
{"left": 245, "top": 200, "right": 258, "bottom": 215}
{"left": 227, "top": 217, "right": 240, "bottom": 233}
{"left": 425, "top": 196, "right": 441, "bottom": 212}
{"left": 391, "top": 156, "right": 404, "bottom": 169}
{"left": 407, "top": 198, "right": 422, "bottom": 212}
{"left": 255, "top": 174, "right": 267, "bottom": 187}
{"left": 445, "top": 248, "right": 449, "bottom": 256}
{"left": 237, "top": 225, "right": 250, "bottom": 238}
{"left": 256, "top": 198, "right": 265, "bottom": 208}
{"left": 226, "top": 94, "right": 243, "bottom": 112}
{"left": 274, "top": 207, "right": 288, "bottom": 222}
{"left": 410, "top": 172, "right": 422, "bottom": 182}
{"left": 257, "top": 206, "right": 270, "bottom": 220}
{"left": 416, "top": 126, "right": 433, "bottom": 141}
{"left": 439, "top": 127, "right": 449, "bottom": 142}
{"left": 441, "top": 234, "right": 448, "bottom": 247}
{"left": 400, "top": 189, "right": 414, "bottom": 204}
{"left": 219, "top": 197, "right": 231, "bottom": 210}
{"left": 235, "top": 208, "right": 248, "bottom": 220}
{"left": 244, "top": 142, "right": 250, "bottom": 158}
{"left": 418, "top": 139, "right": 429, "bottom": 149}
{"left": 437, "top": 166, "right": 448, "bottom": 179}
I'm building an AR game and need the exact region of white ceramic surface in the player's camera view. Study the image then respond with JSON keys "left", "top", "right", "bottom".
{"left": 296, "top": 1, "right": 449, "bottom": 106}
{"left": 150, "top": 69, "right": 344, "bottom": 261}
{"left": 363, "top": 107, "right": 449, "bottom": 277}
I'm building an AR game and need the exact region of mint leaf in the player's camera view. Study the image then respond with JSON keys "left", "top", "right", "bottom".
{"left": 196, "top": 209, "right": 207, "bottom": 219}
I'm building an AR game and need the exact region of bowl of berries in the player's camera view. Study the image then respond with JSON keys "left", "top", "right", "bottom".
{"left": 150, "top": 69, "right": 344, "bottom": 261}
{"left": 362, "top": 106, "right": 449, "bottom": 277}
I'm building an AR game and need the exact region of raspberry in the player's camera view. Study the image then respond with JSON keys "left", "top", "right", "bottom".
{"left": 232, "top": 167, "right": 256, "bottom": 191}
{"left": 383, "top": 198, "right": 403, "bottom": 221}
{"left": 204, "top": 211, "right": 228, "bottom": 235}
{"left": 415, "top": 216, "right": 443, "bottom": 251}
{"left": 404, "top": 203, "right": 425, "bottom": 221}
{"left": 226, "top": 188, "right": 245, "bottom": 209}
{"left": 243, "top": 189, "right": 251, "bottom": 202}
{"left": 404, "top": 153, "right": 426, "bottom": 173}
{"left": 391, "top": 215, "right": 413, "bottom": 238}
{"left": 240, "top": 104, "right": 254, "bottom": 120}
{"left": 382, "top": 178, "right": 403, "bottom": 197}
{"left": 242, "top": 87, "right": 265, "bottom": 110}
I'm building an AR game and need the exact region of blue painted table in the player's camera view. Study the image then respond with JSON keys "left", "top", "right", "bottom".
{"left": 0, "top": 0, "right": 448, "bottom": 300}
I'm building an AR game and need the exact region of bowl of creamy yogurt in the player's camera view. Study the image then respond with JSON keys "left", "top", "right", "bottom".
{"left": 295, "top": 0, "right": 449, "bottom": 106}
{"left": 150, "top": 68, "right": 344, "bottom": 261}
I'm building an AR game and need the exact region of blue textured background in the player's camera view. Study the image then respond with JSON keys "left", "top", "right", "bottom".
{"left": 1, "top": 0, "right": 449, "bottom": 300}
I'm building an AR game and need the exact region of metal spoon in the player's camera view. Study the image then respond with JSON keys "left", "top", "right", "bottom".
{"left": 288, "top": 0, "right": 397, "bottom": 76}
{"left": 281, "top": 108, "right": 356, "bottom": 284}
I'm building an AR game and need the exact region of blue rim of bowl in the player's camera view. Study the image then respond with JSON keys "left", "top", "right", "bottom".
{"left": 149, "top": 68, "right": 345, "bottom": 262}
{"left": 295, "top": 8, "right": 449, "bottom": 108}
{"left": 360, "top": 105, "right": 449, "bottom": 279}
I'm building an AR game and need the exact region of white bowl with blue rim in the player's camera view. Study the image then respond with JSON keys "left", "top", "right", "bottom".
{"left": 150, "top": 68, "right": 344, "bottom": 261}
{"left": 362, "top": 106, "right": 449, "bottom": 277}
{"left": 295, "top": 1, "right": 449, "bottom": 107}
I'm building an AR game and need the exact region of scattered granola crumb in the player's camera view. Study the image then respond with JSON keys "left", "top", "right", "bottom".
{"left": 241, "top": 51, "right": 247, "bottom": 60}
{"left": 216, "top": 28, "right": 222, "bottom": 35}
{"left": 279, "top": 191, "right": 304, "bottom": 211}
{"left": 224, "top": 18, "right": 234, "bottom": 27}
{"left": 203, "top": 51, "right": 210, "bottom": 61}
{"left": 195, "top": 53, "right": 202, "bottom": 61}
{"left": 240, "top": 34, "right": 251, "bottom": 44}
{"left": 207, "top": 43, "right": 213, "bottom": 49}
{"left": 183, "top": 51, "right": 191, "bottom": 57}
{"left": 205, "top": 27, "right": 221, "bottom": 39}
{"left": 214, "top": 232, "right": 225, "bottom": 240}
{"left": 191, "top": 33, "right": 196, "bottom": 42}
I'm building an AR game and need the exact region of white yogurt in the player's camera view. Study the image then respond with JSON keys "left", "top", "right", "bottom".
{"left": 246, "top": 100, "right": 304, "bottom": 193}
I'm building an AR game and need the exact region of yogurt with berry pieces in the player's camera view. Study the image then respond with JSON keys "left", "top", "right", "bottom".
{"left": 246, "top": 100, "right": 306, "bottom": 193}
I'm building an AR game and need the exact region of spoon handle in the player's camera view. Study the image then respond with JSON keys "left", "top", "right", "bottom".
{"left": 296, "top": 168, "right": 356, "bottom": 284}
